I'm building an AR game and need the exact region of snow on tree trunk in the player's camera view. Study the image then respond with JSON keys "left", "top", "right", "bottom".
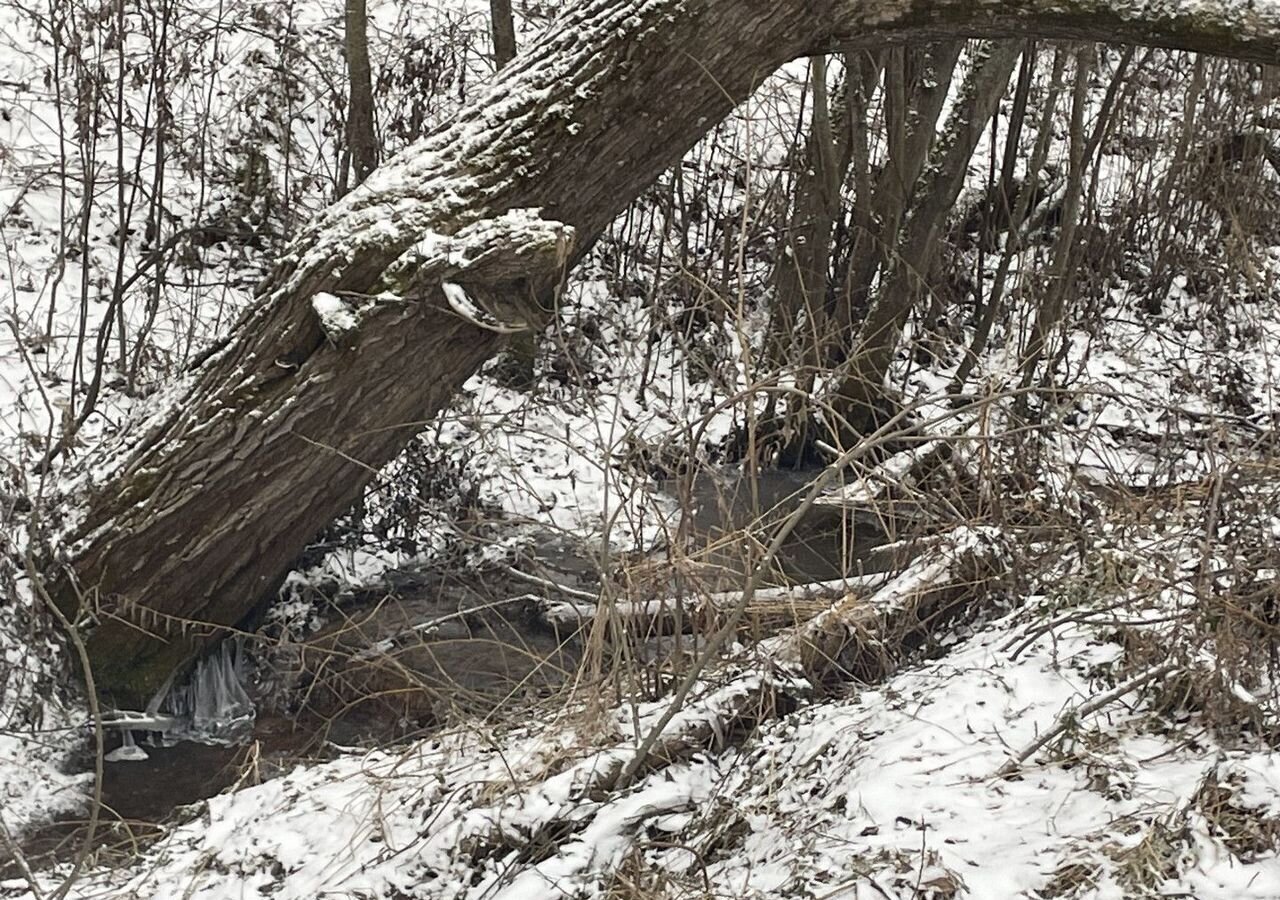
{"left": 47, "top": 0, "right": 1280, "bottom": 704}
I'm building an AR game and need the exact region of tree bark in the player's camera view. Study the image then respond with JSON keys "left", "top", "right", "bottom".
{"left": 490, "top": 0, "right": 518, "bottom": 69}
{"left": 831, "top": 39, "right": 1023, "bottom": 440}
{"left": 487, "top": 0, "right": 540, "bottom": 390}
{"left": 1018, "top": 44, "right": 1094, "bottom": 394}
{"left": 763, "top": 55, "right": 849, "bottom": 462}
{"left": 836, "top": 41, "right": 963, "bottom": 335}
{"left": 47, "top": 0, "right": 1280, "bottom": 704}
{"left": 343, "top": 0, "right": 379, "bottom": 190}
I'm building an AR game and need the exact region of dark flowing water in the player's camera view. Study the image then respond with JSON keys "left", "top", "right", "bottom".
{"left": 9, "top": 467, "right": 882, "bottom": 874}
{"left": 664, "top": 465, "right": 886, "bottom": 585}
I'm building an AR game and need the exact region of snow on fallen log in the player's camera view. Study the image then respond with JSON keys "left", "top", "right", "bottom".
{"left": 425, "top": 674, "right": 783, "bottom": 885}
{"left": 488, "top": 773, "right": 710, "bottom": 900}
{"left": 536, "top": 526, "right": 993, "bottom": 642}
{"left": 428, "top": 527, "right": 1010, "bottom": 887}
{"left": 813, "top": 419, "right": 983, "bottom": 537}
{"left": 771, "top": 525, "right": 1010, "bottom": 684}
{"left": 814, "top": 437, "right": 950, "bottom": 510}
{"left": 538, "top": 570, "right": 893, "bottom": 635}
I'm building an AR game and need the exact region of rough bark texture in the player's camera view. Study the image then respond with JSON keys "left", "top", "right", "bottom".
{"left": 51, "top": 0, "right": 1280, "bottom": 704}
{"left": 344, "top": 0, "right": 379, "bottom": 188}
{"left": 489, "top": 0, "right": 517, "bottom": 68}
{"left": 487, "top": 0, "right": 539, "bottom": 389}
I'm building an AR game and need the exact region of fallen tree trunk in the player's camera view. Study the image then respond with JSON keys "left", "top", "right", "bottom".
{"left": 770, "top": 524, "right": 1009, "bottom": 683}
{"left": 540, "top": 571, "right": 894, "bottom": 635}
{"left": 424, "top": 525, "right": 1010, "bottom": 884}
{"left": 46, "top": 0, "right": 1280, "bottom": 703}
{"left": 813, "top": 437, "right": 950, "bottom": 511}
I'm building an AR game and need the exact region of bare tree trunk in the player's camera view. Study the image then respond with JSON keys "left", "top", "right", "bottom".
{"left": 1018, "top": 44, "right": 1094, "bottom": 394}
{"left": 835, "top": 41, "right": 963, "bottom": 336}
{"left": 838, "top": 49, "right": 880, "bottom": 326}
{"left": 51, "top": 1, "right": 835, "bottom": 706}
{"left": 949, "top": 42, "right": 1047, "bottom": 396}
{"left": 830, "top": 40, "right": 1023, "bottom": 441}
{"left": 764, "top": 42, "right": 961, "bottom": 463}
{"left": 1145, "top": 54, "right": 1208, "bottom": 313}
{"left": 44, "top": 0, "right": 1280, "bottom": 704}
{"left": 764, "top": 55, "right": 850, "bottom": 462}
{"left": 490, "top": 0, "right": 517, "bottom": 69}
{"left": 772, "top": 55, "right": 844, "bottom": 365}
{"left": 344, "top": 0, "right": 379, "bottom": 191}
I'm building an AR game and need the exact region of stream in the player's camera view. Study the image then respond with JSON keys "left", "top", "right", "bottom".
{"left": 7, "top": 467, "right": 887, "bottom": 874}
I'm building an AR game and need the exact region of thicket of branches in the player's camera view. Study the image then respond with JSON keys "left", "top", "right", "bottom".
{"left": 4, "top": 2, "right": 1280, "bottom": 886}
{"left": 0, "top": 0, "right": 1276, "bottom": 690}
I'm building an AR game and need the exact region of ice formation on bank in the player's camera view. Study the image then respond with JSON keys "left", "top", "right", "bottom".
{"left": 106, "top": 640, "right": 256, "bottom": 759}
{"left": 159, "top": 639, "right": 255, "bottom": 745}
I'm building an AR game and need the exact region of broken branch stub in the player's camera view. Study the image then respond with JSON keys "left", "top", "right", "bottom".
{"left": 313, "top": 211, "right": 576, "bottom": 343}
{"left": 382, "top": 209, "right": 575, "bottom": 330}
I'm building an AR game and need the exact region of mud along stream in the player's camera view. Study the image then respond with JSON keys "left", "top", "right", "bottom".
{"left": 7, "top": 467, "right": 896, "bottom": 871}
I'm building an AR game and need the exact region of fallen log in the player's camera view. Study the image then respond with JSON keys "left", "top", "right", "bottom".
{"left": 538, "top": 570, "right": 893, "bottom": 636}
{"left": 428, "top": 526, "right": 1011, "bottom": 879}
{"left": 771, "top": 525, "right": 1010, "bottom": 684}
{"left": 537, "top": 526, "right": 1003, "bottom": 645}
{"left": 813, "top": 438, "right": 950, "bottom": 511}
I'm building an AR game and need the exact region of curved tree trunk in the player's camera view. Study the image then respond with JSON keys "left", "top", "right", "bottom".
{"left": 47, "top": 0, "right": 1280, "bottom": 704}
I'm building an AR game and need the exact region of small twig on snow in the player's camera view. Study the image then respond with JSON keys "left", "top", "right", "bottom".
{"left": 996, "top": 661, "right": 1178, "bottom": 778}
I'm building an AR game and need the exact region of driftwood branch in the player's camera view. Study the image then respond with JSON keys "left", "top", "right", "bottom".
{"left": 539, "top": 571, "right": 892, "bottom": 634}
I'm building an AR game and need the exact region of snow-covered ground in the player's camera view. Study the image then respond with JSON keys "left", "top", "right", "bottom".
{"left": 9, "top": 593, "right": 1279, "bottom": 899}
{"left": 3, "top": 6, "right": 1280, "bottom": 898}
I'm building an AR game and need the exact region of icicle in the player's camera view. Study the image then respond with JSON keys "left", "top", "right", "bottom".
{"left": 160, "top": 639, "right": 256, "bottom": 745}
{"left": 142, "top": 667, "right": 181, "bottom": 748}
{"left": 101, "top": 639, "right": 256, "bottom": 748}
{"left": 145, "top": 668, "right": 176, "bottom": 717}
{"left": 104, "top": 730, "right": 149, "bottom": 762}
